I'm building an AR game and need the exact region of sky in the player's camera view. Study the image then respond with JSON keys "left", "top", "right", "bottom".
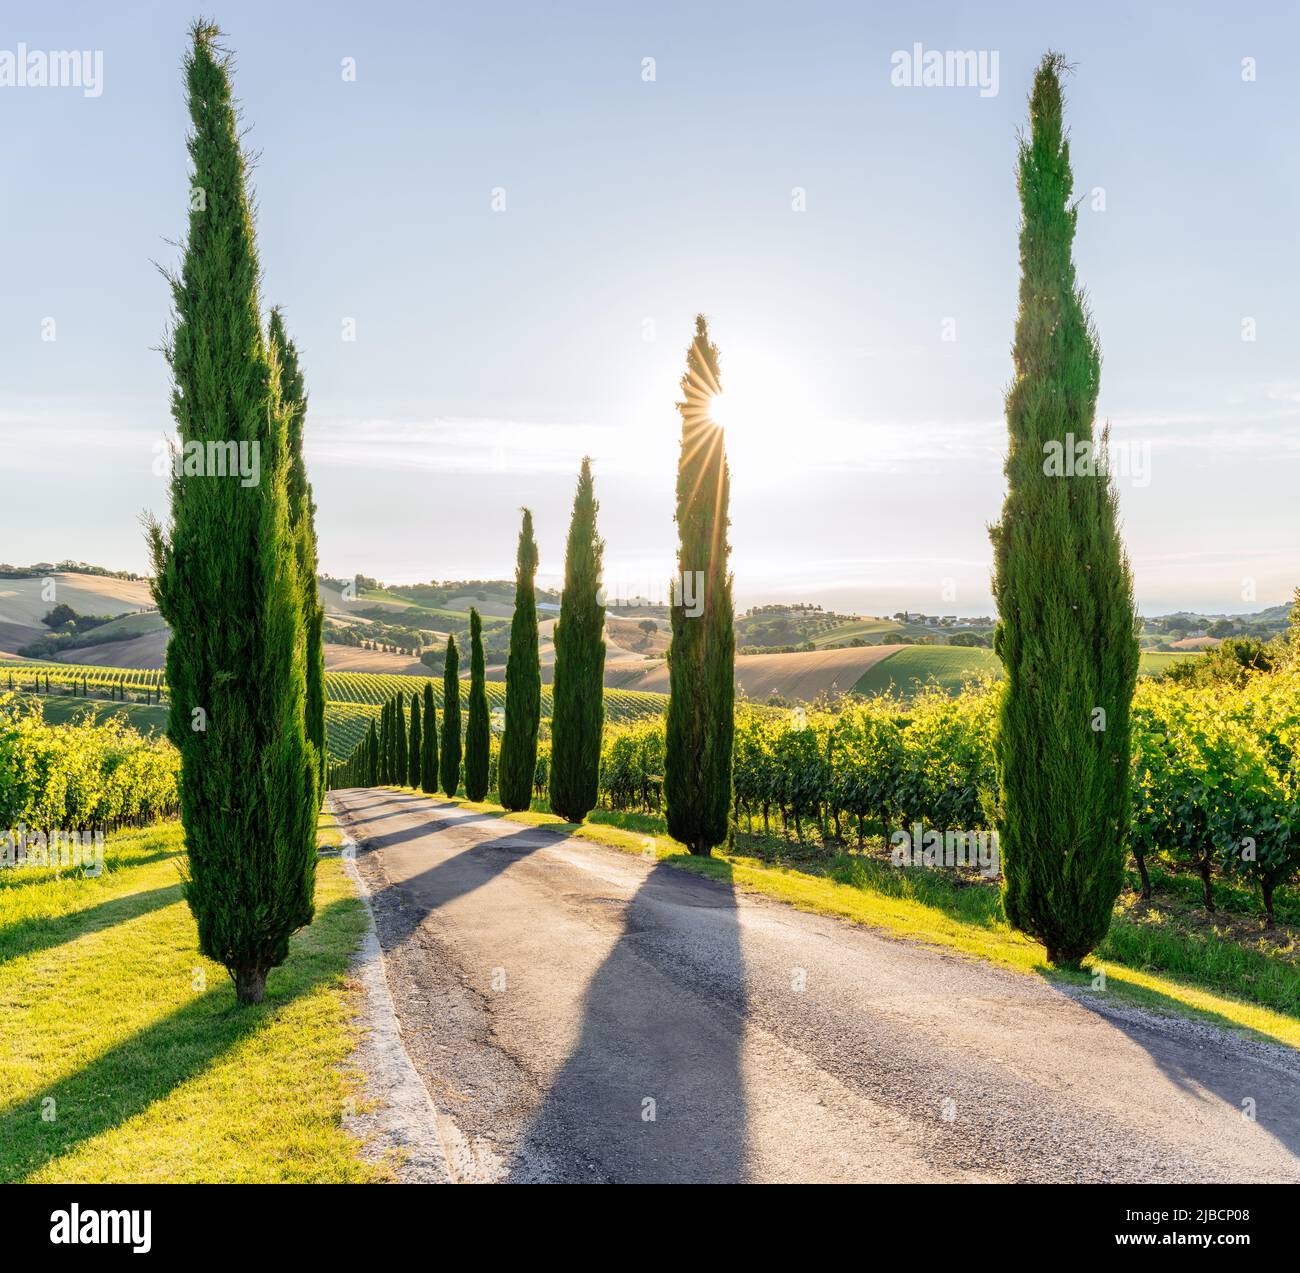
{"left": 1, "top": 0, "right": 1297, "bottom": 616}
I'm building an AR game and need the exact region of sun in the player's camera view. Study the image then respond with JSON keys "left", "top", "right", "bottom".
{"left": 707, "top": 392, "right": 736, "bottom": 431}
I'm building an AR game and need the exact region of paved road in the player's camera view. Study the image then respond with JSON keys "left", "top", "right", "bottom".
{"left": 332, "top": 787, "right": 1300, "bottom": 1184}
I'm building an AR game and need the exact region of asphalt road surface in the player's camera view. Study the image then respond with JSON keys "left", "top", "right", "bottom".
{"left": 332, "top": 786, "right": 1300, "bottom": 1184}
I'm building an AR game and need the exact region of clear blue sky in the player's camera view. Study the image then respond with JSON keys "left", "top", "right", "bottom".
{"left": 2, "top": 0, "right": 1296, "bottom": 615}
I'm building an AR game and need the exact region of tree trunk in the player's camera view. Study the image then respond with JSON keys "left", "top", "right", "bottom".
{"left": 1197, "top": 854, "right": 1215, "bottom": 912}
{"left": 234, "top": 967, "right": 267, "bottom": 1004}
{"left": 1135, "top": 850, "right": 1151, "bottom": 900}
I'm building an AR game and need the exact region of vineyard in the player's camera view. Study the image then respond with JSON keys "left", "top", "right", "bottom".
{"left": 0, "top": 694, "right": 179, "bottom": 834}
{"left": 320, "top": 652, "right": 1300, "bottom": 927}
{"left": 576, "top": 670, "right": 1300, "bottom": 924}
{"left": 5, "top": 660, "right": 669, "bottom": 762}
{"left": 14, "top": 650, "right": 1300, "bottom": 924}
{"left": 2, "top": 663, "right": 165, "bottom": 696}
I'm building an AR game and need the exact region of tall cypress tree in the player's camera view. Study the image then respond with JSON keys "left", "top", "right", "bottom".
{"left": 268, "top": 307, "right": 326, "bottom": 808}
{"left": 464, "top": 609, "right": 490, "bottom": 801}
{"left": 664, "top": 316, "right": 734, "bottom": 856}
{"left": 499, "top": 509, "right": 541, "bottom": 811}
{"left": 990, "top": 54, "right": 1139, "bottom": 968}
{"left": 379, "top": 699, "right": 390, "bottom": 783}
{"left": 394, "top": 691, "right": 407, "bottom": 786}
{"left": 421, "top": 679, "right": 438, "bottom": 793}
{"left": 146, "top": 23, "right": 315, "bottom": 1004}
{"left": 366, "top": 718, "right": 379, "bottom": 786}
{"left": 408, "top": 692, "right": 423, "bottom": 788}
{"left": 549, "top": 459, "right": 606, "bottom": 823}
{"left": 440, "top": 635, "right": 462, "bottom": 796}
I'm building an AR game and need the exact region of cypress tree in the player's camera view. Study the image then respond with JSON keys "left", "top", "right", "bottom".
{"left": 394, "top": 691, "right": 408, "bottom": 786}
{"left": 549, "top": 459, "right": 606, "bottom": 822}
{"left": 990, "top": 54, "right": 1139, "bottom": 968}
{"left": 408, "top": 692, "right": 423, "bottom": 788}
{"left": 464, "top": 608, "right": 490, "bottom": 801}
{"left": 421, "top": 680, "right": 438, "bottom": 793}
{"left": 499, "top": 509, "right": 541, "bottom": 811}
{"left": 146, "top": 23, "right": 315, "bottom": 1005}
{"left": 366, "top": 718, "right": 379, "bottom": 786}
{"left": 268, "top": 308, "right": 326, "bottom": 808}
{"left": 378, "top": 700, "right": 390, "bottom": 783}
{"left": 440, "top": 636, "right": 462, "bottom": 796}
{"left": 664, "top": 316, "right": 735, "bottom": 856}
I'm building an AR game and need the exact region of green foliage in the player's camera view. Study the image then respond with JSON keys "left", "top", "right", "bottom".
{"left": 1131, "top": 672, "right": 1300, "bottom": 925}
{"left": 421, "top": 681, "right": 438, "bottom": 793}
{"left": 464, "top": 610, "right": 490, "bottom": 801}
{"left": 1165, "top": 636, "right": 1278, "bottom": 687}
{"left": 440, "top": 636, "right": 461, "bottom": 796}
{"left": 407, "top": 692, "right": 422, "bottom": 788}
{"left": 0, "top": 695, "right": 179, "bottom": 832}
{"left": 665, "top": 317, "right": 735, "bottom": 855}
{"left": 145, "top": 23, "right": 315, "bottom": 1004}
{"left": 550, "top": 459, "right": 607, "bottom": 823}
{"left": 269, "top": 308, "right": 326, "bottom": 808}
{"left": 988, "top": 54, "right": 1139, "bottom": 968}
{"left": 499, "top": 510, "right": 541, "bottom": 811}
{"left": 393, "top": 691, "right": 407, "bottom": 787}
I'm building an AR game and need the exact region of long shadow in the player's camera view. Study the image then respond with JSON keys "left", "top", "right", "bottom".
{"left": 354, "top": 811, "right": 514, "bottom": 852}
{"left": 0, "top": 894, "right": 360, "bottom": 1183}
{"left": 1067, "top": 980, "right": 1300, "bottom": 1165}
{"left": 0, "top": 883, "right": 184, "bottom": 964}
{"left": 344, "top": 791, "right": 751, "bottom": 1178}
{"left": 365, "top": 821, "right": 560, "bottom": 946}
{"left": 507, "top": 860, "right": 749, "bottom": 1183}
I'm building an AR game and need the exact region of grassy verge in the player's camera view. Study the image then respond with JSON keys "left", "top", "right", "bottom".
{"left": 0, "top": 814, "right": 379, "bottom": 1183}
{"left": 382, "top": 786, "right": 1300, "bottom": 1050}
{"left": 26, "top": 693, "right": 169, "bottom": 734}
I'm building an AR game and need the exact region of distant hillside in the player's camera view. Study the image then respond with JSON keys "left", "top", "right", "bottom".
{"left": 0, "top": 572, "right": 157, "bottom": 657}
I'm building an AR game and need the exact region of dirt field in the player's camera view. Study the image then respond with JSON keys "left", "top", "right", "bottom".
{"left": 52, "top": 632, "right": 169, "bottom": 669}
{"left": 321, "top": 645, "right": 430, "bottom": 675}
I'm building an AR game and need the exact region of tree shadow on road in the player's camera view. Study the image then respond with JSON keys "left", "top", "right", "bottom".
{"left": 1065, "top": 981, "right": 1300, "bottom": 1167}
{"left": 506, "top": 859, "right": 750, "bottom": 1183}
{"left": 364, "top": 821, "right": 561, "bottom": 945}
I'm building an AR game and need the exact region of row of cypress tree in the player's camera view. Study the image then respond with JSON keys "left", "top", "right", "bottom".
{"left": 325, "top": 318, "right": 735, "bottom": 861}
{"left": 329, "top": 53, "right": 1129, "bottom": 972}
{"left": 328, "top": 470, "right": 612, "bottom": 827}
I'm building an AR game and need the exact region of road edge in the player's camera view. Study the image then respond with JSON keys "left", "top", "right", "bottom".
{"left": 332, "top": 797, "right": 460, "bottom": 1183}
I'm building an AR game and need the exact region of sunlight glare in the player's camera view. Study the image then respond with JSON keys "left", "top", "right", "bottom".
{"left": 707, "top": 392, "right": 735, "bottom": 431}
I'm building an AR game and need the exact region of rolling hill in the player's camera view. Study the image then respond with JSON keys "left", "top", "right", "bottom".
{"left": 0, "top": 572, "right": 156, "bottom": 656}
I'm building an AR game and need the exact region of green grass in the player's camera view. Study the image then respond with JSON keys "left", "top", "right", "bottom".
{"left": 853, "top": 645, "right": 1002, "bottom": 694}
{"left": 854, "top": 645, "right": 1201, "bottom": 696}
{"left": 29, "top": 694, "right": 169, "bottom": 735}
{"left": 358, "top": 589, "right": 510, "bottom": 627}
{"left": 810, "top": 617, "right": 902, "bottom": 645}
{"left": 394, "top": 788, "right": 1300, "bottom": 1050}
{"left": 0, "top": 817, "right": 379, "bottom": 1183}
{"left": 811, "top": 617, "right": 947, "bottom": 646}
{"left": 79, "top": 610, "right": 168, "bottom": 641}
